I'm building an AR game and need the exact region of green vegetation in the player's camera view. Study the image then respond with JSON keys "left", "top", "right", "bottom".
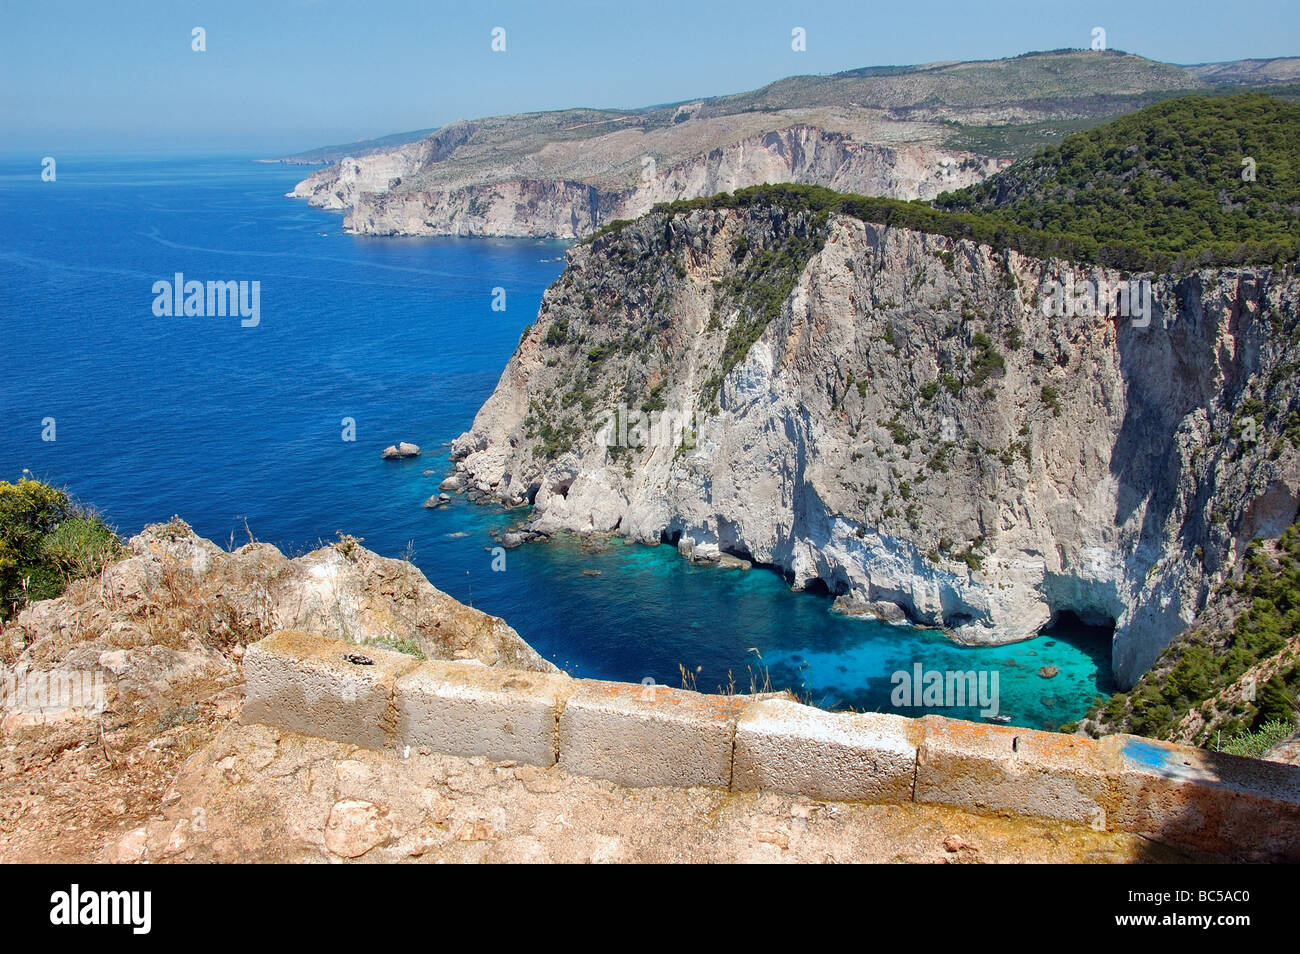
{"left": 594, "top": 93, "right": 1300, "bottom": 273}
{"left": 1040, "top": 384, "right": 1062, "bottom": 416}
{"left": 1092, "top": 522, "right": 1300, "bottom": 745}
{"left": 1217, "top": 718, "right": 1297, "bottom": 759}
{"left": 937, "top": 93, "right": 1300, "bottom": 268}
{"left": 524, "top": 395, "right": 585, "bottom": 460}
{"left": 698, "top": 211, "right": 832, "bottom": 402}
{"left": 0, "top": 479, "right": 121, "bottom": 621}
{"left": 968, "top": 332, "right": 1006, "bottom": 389}
{"left": 544, "top": 319, "right": 569, "bottom": 346}
{"left": 368, "top": 636, "right": 427, "bottom": 660}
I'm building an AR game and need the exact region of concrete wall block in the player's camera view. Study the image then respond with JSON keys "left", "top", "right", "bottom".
{"left": 557, "top": 680, "right": 747, "bottom": 788}
{"left": 1104, "top": 735, "right": 1300, "bottom": 860}
{"left": 396, "top": 662, "right": 574, "bottom": 766}
{"left": 914, "top": 715, "right": 1112, "bottom": 827}
{"left": 242, "top": 630, "right": 417, "bottom": 749}
{"left": 240, "top": 633, "right": 1300, "bottom": 859}
{"left": 733, "top": 698, "right": 919, "bottom": 802}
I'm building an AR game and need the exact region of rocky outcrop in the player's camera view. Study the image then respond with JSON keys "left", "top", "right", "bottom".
{"left": 0, "top": 517, "right": 549, "bottom": 862}
{"left": 348, "top": 178, "right": 603, "bottom": 238}
{"left": 286, "top": 122, "right": 480, "bottom": 210}
{"left": 1, "top": 519, "right": 552, "bottom": 678}
{"left": 382, "top": 442, "right": 421, "bottom": 459}
{"left": 451, "top": 200, "right": 1300, "bottom": 689}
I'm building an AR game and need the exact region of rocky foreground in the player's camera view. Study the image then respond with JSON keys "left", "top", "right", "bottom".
{"left": 0, "top": 521, "right": 1203, "bottom": 862}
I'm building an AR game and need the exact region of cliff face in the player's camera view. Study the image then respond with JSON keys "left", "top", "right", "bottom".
{"left": 285, "top": 50, "right": 1300, "bottom": 239}
{"left": 294, "top": 126, "right": 1003, "bottom": 239}
{"left": 287, "top": 121, "right": 479, "bottom": 211}
{"left": 345, "top": 178, "right": 603, "bottom": 239}
{"left": 450, "top": 202, "right": 1300, "bottom": 688}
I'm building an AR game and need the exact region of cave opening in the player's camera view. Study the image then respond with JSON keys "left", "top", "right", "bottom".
{"left": 1037, "top": 609, "right": 1118, "bottom": 694}
{"left": 1046, "top": 609, "right": 1116, "bottom": 640}
{"left": 802, "top": 578, "right": 835, "bottom": 597}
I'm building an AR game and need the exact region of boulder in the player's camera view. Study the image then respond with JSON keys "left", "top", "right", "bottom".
{"left": 381, "top": 442, "right": 421, "bottom": 460}
{"left": 832, "top": 596, "right": 909, "bottom": 624}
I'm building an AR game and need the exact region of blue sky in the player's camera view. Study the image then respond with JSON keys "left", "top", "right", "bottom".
{"left": 2, "top": 0, "right": 1297, "bottom": 154}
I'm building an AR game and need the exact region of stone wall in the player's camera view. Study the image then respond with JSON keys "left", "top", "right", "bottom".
{"left": 245, "top": 631, "right": 1300, "bottom": 861}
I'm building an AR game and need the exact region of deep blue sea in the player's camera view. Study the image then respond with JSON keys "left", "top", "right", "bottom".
{"left": 0, "top": 155, "right": 1113, "bottom": 729}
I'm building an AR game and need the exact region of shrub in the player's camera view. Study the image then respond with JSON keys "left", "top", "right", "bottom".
{"left": 1217, "top": 719, "right": 1297, "bottom": 759}
{"left": 0, "top": 479, "right": 122, "bottom": 620}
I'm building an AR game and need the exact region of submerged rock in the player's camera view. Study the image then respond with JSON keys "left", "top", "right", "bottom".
{"left": 832, "top": 596, "right": 908, "bottom": 623}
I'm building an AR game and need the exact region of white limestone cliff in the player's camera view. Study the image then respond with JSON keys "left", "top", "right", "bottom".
{"left": 449, "top": 201, "right": 1300, "bottom": 688}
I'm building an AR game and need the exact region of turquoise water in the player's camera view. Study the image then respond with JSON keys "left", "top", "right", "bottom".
{"left": 0, "top": 154, "right": 1112, "bottom": 730}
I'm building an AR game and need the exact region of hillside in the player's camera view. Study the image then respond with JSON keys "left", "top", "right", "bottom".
{"left": 283, "top": 50, "right": 1300, "bottom": 238}
{"left": 935, "top": 93, "right": 1300, "bottom": 259}
{"left": 265, "top": 127, "right": 440, "bottom": 165}
{"left": 600, "top": 88, "right": 1300, "bottom": 273}
{"left": 449, "top": 93, "right": 1300, "bottom": 699}
{"left": 1082, "top": 523, "right": 1300, "bottom": 749}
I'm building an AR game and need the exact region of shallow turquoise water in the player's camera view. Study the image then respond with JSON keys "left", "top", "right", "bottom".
{"left": 0, "top": 154, "right": 1112, "bottom": 730}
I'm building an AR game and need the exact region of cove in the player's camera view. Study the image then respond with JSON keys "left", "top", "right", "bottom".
{"left": 0, "top": 154, "right": 1112, "bottom": 730}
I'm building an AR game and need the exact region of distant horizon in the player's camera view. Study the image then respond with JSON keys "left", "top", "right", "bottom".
{"left": 3, "top": 0, "right": 1298, "bottom": 154}
{"left": 2, "top": 47, "right": 1295, "bottom": 163}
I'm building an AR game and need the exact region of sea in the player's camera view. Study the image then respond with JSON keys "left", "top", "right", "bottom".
{"left": 0, "top": 154, "right": 1114, "bottom": 729}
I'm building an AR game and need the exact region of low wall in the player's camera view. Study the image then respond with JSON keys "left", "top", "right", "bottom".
{"left": 244, "top": 631, "right": 1300, "bottom": 860}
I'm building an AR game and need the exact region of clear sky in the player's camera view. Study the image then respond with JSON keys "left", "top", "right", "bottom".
{"left": 2, "top": 0, "right": 1297, "bottom": 154}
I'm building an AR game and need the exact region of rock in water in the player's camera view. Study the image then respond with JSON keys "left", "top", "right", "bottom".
{"left": 382, "top": 442, "right": 421, "bottom": 460}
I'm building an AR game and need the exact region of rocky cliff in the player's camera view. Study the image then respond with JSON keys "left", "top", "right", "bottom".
{"left": 449, "top": 197, "right": 1300, "bottom": 689}
{"left": 297, "top": 126, "right": 1002, "bottom": 239}
{"left": 285, "top": 50, "right": 1300, "bottom": 240}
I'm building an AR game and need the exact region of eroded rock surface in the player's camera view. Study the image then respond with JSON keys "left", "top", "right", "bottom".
{"left": 451, "top": 203, "right": 1300, "bottom": 688}
{"left": 2, "top": 519, "right": 551, "bottom": 678}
